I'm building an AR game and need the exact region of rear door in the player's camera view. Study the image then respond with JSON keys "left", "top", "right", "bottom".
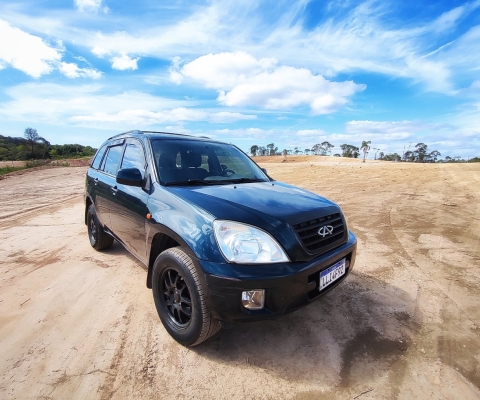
{"left": 109, "top": 139, "right": 148, "bottom": 262}
{"left": 96, "top": 142, "right": 125, "bottom": 230}
{"left": 86, "top": 144, "right": 109, "bottom": 226}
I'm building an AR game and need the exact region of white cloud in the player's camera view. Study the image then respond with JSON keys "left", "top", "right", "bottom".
{"left": 0, "top": 19, "right": 61, "bottom": 78}
{"left": 180, "top": 52, "right": 277, "bottom": 89}
{"left": 74, "top": 0, "right": 108, "bottom": 14}
{"left": 345, "top": 120, "right": 427, "bottom": 139}
{"left": 72, "top": 108, "right": 256, "bottom": 125}
{"left": 111, "top": 53, "right": 139, "bottom": 71}
{"left": 209, "top": 111, "right": 257, "bottom": 123}
{"left": 59, "top": 62, "right": 102, "bottom": 79}
{"left": 0, "top": 83, "right": 186, "bottom": 124}
{"left": 91, "top": 45, "right": 108, "bottom": 57}
{"left": 53, "top": 0, "right": 474, "bottom": 93}
{"left": 0, "top": 83, "right": 255, "bottom": 128}
{"left": 297, "top": 129, "right": 328, "bottom": 137}
{"left": 0, "top": 19, "right": 103, "bottom": 80}
{"left": 283, "top": 121, "right": 434, "bottom": 155}
{"left": 169, "top": 56, "right": 183, "bottom": 84}
{"left": 175, "top": 52, "right": 365, "bottom": 114}
{"left": 430, "top": 6, "right": 465, "bottom": 33}
{"left": 213, "top": 128, "right": 275, "bottom": 141}
{"left": 4, "top": 0, "right": 479, "bottom": 94}
{"left": 5, "top": 1, "right": 477, "bottom": 93}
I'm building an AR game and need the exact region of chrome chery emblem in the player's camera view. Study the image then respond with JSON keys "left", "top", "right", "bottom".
{"left": 318, "top": 225, "right": 334, "bottom": 237}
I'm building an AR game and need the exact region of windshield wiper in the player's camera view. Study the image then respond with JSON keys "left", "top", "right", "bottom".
{"left": 165, "top": 179, "right": 215, "bottom": 186}
{"left": 222, "top": 178, "right": 266, "bottom": 183}
{"left": 165, "top": 178, "right": 266, "bottom": 186}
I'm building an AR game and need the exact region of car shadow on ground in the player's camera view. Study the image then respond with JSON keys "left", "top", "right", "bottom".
{"left": 194, "top": 270, "right": 419, "bottom": 390}
{"left": 102, "top": 241, "right": 148, "bottom": 270}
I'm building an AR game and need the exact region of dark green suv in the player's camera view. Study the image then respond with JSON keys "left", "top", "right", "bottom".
{"left": 85, "top": 130, "right": 357, "bottom": 346}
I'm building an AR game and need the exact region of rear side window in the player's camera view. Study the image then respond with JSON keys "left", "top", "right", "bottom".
{"left": 120, "top": 142, "right": 146, "bottom": 174}
{"left": 91, "top": 144, "right": 107, "bottom": 169}
{"left": 101, "top": 145, "right": 124, "bottom": 176}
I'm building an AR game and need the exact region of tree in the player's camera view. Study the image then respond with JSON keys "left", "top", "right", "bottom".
{"left": 403, "top": 150, "right": 414, "bottom": 162}
{"left": 320, "top": 141, "right": 334, "bottom": 155}
{"left": 340, "top": 144, "right": 359, "bottom": 158}
{"left": 304, "top": 149, "right": 310, "bottom": 155}
{"left": 258, "top": 146, "right": 267, "bottom": 156}
{"left": 24, "top": 127, "right": 39, "bottom": 158}
{"left": 23, "top": 128, "right": 50, "bottom": 159}
{"left": 294, "top": 147, "right": 303, "bottom": 154}
{"left": 250, "top": 145, "right": 258, "bottom": 157}
{"left": 266, "top": 143, "right": 278, "bottom": 156}
{"left": 383, "top": 153, "right": 402, "bottom": 162}
{"left": 414, "top": 143, "right": 428, "bottom": 163}
{"left": 428, "top": 150, "right": 441, "bottom": 163}
{"left": 378, "top": 151, "right": 384, "bottom": 160}
{"left": 360, "top": 140, "right": 371, "bottom": 163}
{"left": 311, "top": 143, "right": 322, "bottom": 155}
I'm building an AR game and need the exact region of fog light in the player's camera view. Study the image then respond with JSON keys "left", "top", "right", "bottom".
{"left": 241, "top": 290, "right": 265, "bottom": 310}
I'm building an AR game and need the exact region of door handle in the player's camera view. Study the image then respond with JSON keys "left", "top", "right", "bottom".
{"left": 93, "top": 178, "right": 99, "bottom": 185}
{"left": 111, "top": 186, "right": 118, "bottom": 195}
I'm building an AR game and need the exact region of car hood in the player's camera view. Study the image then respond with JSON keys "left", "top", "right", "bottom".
{"left": 168, "top": 181, "right": 341, "bottom": 227}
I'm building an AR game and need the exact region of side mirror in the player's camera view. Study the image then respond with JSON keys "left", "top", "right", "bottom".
{"left": 261, "top": 168, "right": 267, "bottom": 174}
{"left": 116, "top": 168, "right": 143, "bottom": 187}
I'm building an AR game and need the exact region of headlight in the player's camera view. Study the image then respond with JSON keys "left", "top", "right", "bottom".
{"left": 213, "top": 220, "right": 289, "bottom": 263}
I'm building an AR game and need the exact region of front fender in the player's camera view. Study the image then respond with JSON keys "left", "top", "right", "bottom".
{"left": 145, "top": 183, "right": 225, "bottom": 263}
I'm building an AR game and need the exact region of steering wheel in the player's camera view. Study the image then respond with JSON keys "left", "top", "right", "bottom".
{"left": 220, "top": 164, "right": 235, "bottom": 177}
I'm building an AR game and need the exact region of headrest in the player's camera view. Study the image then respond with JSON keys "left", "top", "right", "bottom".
{"left": 183, "top": 151, "right": 202, "bottom": 168}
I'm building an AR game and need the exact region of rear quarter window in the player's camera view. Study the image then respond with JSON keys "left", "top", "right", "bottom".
{"left": 91, "top": 144, "right": 108, "bottom": 169}
{"left": 101, "top": 145, "right": 124, "bottom": 176}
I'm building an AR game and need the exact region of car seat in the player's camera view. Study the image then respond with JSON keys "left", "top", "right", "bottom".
{"left": 183, "top": 151, "right": 209, "bottom": 180}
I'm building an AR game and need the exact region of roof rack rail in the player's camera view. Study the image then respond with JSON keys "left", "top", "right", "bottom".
{"left": 107, "top": 130, "right": 201, "bottom": 140}
{"left": 141, "top": 131, "right": 192, "bottom": 137}
{"left": 107, "top": 130, "right": 144, "bottom": 140}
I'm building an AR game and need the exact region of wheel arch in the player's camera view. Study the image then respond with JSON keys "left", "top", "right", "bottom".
{"left": 146, "top": 226, "right": 195, "bottom": 289}
{"left": 85, "top": 195, "right": 93, "bottom": 225}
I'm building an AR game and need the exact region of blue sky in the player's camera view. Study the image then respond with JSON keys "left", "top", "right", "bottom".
{"left": 1, "top": 0, "right": 479, "bottom": 159}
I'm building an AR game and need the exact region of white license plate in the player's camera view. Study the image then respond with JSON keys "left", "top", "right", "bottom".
{"left": 319, "top": 258, "right": 346, "bottom": 291}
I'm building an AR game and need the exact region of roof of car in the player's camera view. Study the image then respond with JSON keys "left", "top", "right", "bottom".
{"left": 107, "top": 130, "right": 216, "bottom": 142}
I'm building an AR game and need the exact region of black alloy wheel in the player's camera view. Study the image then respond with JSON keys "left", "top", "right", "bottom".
{"left": 162, "top": 269, "right": 192, "bottom": 327}
{"left": 88, "top": 213, "right": 98, "bottom": 245}
{"left": 152, "top": 247, "right": 221, "bottom": 346}
{"left": 86, "top": 204, "right": 114, "bottom": 250}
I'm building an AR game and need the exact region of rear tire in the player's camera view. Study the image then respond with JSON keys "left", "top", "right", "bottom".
{"left": 152, "top": 247, "right": 221, "bottom": 346}
{"left": 87, "top": 204, "right": 114, "bottom": 250}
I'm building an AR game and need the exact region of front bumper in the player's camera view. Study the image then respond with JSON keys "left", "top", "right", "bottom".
{"left": 199, "top": 230, "right": 357, "bottom": 323}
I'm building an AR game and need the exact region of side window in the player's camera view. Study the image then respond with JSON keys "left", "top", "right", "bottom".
{"left": 91, "top": 144, "right": 107, "bottom": 169}
{"left": 101, "top": 145, "right": 124, "bottom": 176}
{"left": 120, "top": 142, "right": 146, "bottom": 175}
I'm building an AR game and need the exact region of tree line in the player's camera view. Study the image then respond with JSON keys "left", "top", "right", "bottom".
{"left": 0, "top": 128, "right": 97, "bottom": 161}
{"left": 250, "top": 142, "right": 336, "bottom": 157}
{"left": 249, "top": 140, "right": 478, "bottom": 162}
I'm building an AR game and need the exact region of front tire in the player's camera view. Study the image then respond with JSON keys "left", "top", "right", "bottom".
{"left": 152, "top": 248, "right": 221, "bottom": 346}
{"left": 86, "top": 204, "right": 114, "bottom": 250}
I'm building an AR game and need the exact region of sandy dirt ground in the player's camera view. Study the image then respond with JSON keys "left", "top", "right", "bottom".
{"left": 0, "top": 161, "right": 26, "bottom": 168}
{"left": 0, "top": 158, "right": 479, "bottom": 399}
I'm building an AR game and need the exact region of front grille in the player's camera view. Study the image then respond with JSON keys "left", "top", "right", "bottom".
{"left": 293, "top": 213, "right": 345, "bottom": 253}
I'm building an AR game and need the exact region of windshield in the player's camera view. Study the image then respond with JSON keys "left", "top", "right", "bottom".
{"left": 151, "top": 139, "right": 269, "bottom": 186}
